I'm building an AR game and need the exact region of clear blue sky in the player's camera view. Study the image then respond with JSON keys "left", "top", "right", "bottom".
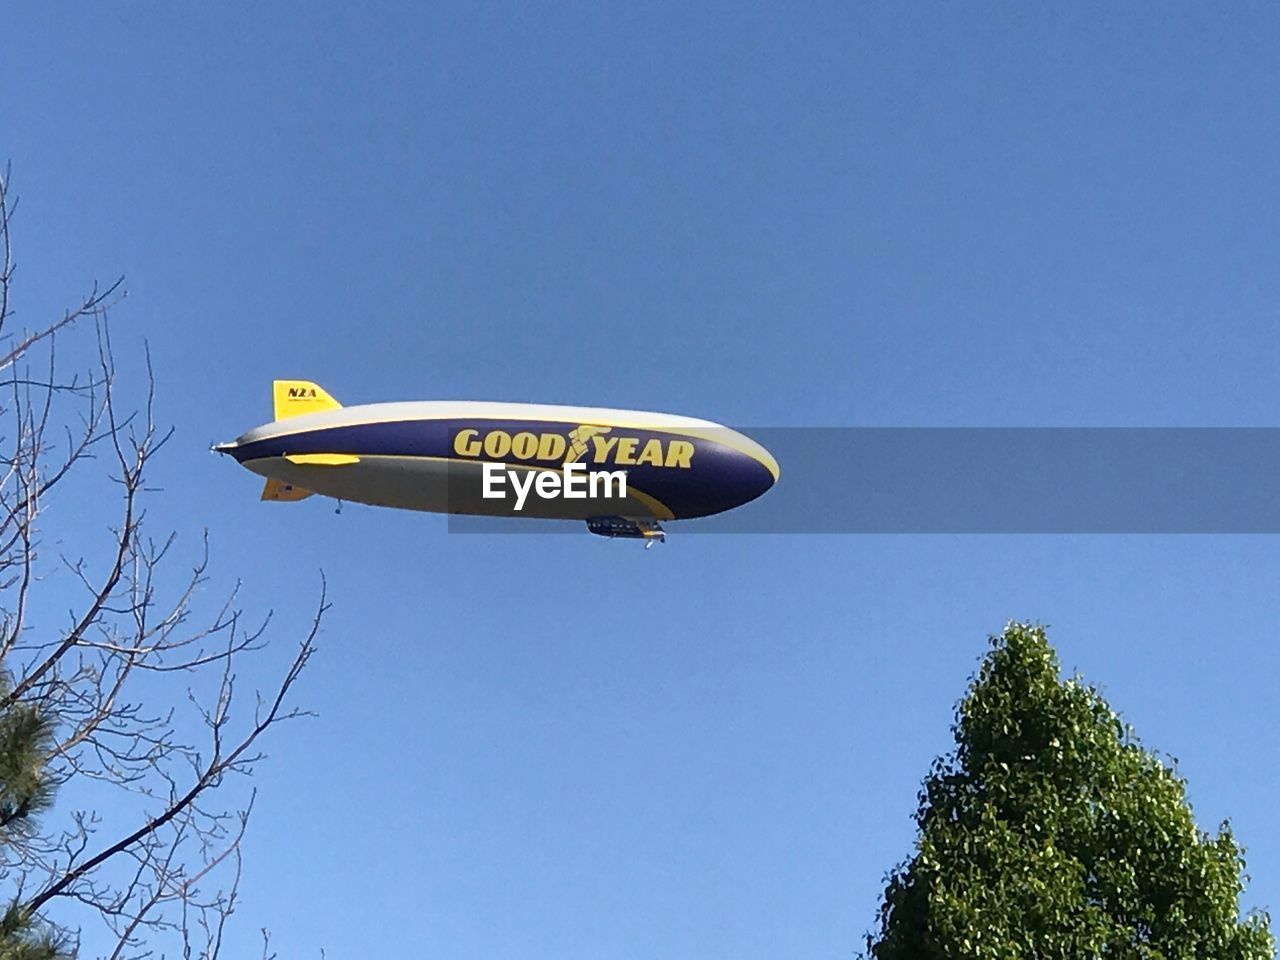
{"left": 6, "top": 3, "right": 1280, "bottom": 956}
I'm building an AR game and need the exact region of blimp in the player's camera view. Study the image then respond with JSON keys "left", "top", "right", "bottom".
{"left": 214, "top": 381, "right": 779, "bottom": 544}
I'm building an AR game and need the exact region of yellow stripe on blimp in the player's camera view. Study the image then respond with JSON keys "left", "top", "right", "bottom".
{"left": 263, "top": 418, "right": 778, "bottom": 480}
{"left": 285, "top": 453, "right": 360, "bottom": 466}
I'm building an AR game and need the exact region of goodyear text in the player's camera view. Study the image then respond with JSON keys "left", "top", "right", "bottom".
{"left": 454, "top": 426, "right": 694, "bottom": 469}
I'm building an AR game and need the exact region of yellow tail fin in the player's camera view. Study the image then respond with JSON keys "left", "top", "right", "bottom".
{"left": 273, "top": 380, "right": 342, "bottom": 421}
{"left": 261, "top": 478, "right": 313, "bottom": 501}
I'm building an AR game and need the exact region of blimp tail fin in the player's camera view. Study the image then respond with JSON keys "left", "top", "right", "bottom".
{"left": 272, "top": 380, "right": 343, "bottom": 421}
{"left": 260, "top": 478, "right": 313, "bottom": 502}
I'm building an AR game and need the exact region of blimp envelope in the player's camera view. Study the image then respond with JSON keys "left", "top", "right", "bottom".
{"left": 216, "top": 382, "right": 780, "bottom": 539}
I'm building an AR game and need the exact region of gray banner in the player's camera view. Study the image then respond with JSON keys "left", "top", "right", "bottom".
{"left": 448, "top": 428, "right": 1280, "bottom": 534}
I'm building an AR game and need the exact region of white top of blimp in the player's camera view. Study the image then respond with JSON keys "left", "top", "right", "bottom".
{"left": 243, "top": 399, "right": 733, "bottom": 440}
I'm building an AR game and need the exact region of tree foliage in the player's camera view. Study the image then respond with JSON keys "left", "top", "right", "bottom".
{"left": 866, "top": 622, "right": 1274, "bottom": 960}
{"left": 0, "top": 675, "right": 61, "bottom": 959}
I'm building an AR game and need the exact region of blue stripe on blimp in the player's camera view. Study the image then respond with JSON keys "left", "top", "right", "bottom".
{"left": 231, "top": 418, "right": 776, "bottom": 520}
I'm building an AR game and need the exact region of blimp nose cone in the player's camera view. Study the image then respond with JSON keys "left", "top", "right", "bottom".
{"left": 733, "top": 447, "right": 779, "bottom": 507}
{"left": 651, "top": 427, "right": 776, "bottom": 520}
{"left": 727, "top": 430, "right": 779, "bottom": 493}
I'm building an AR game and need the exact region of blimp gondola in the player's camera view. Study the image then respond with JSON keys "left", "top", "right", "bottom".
{"left": 214, "top": 381, "right": 779, "bottom": 544}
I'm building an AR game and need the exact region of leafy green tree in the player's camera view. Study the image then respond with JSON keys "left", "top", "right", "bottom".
{"left": 866, "top": 622, "right": 1274, "bottom": 960}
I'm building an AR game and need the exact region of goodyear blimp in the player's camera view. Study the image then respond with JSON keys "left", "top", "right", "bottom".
{"left": 214, "top": 381, "right": 778, "bottom": 544}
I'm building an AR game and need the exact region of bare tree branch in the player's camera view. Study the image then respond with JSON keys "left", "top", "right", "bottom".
{"left": 0, "top": 166, "right": 323, "bottom": 959}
